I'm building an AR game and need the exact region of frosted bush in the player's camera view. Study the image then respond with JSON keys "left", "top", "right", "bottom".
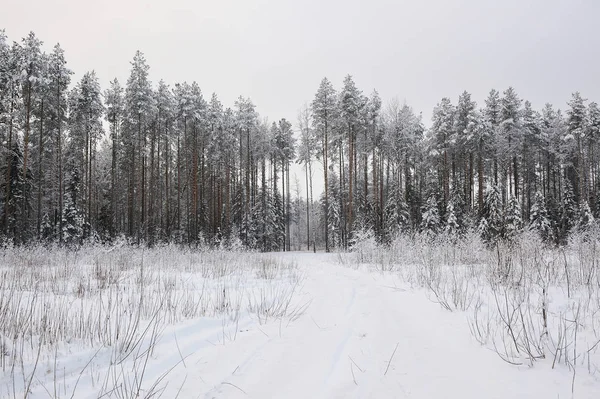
{"left": 349, "top": 228, "right": 378, "bottom": 264}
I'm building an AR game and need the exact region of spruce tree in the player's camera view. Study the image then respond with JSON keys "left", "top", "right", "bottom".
{"left": 559, "top": 181, "right": 578, "bottom": 242}
{"left": 530, "top": 192, "right": 552, "bottom": 242}
{"left": 382, "top": 179, "right": 409, "bottom": 242}
{"left": 444, "top": 201, "right": 460, "bottom": 239}
{"left": 421, "top": 195, "right": 441, "bottom": 236}
{"left": 1, "top": 142, "right": 33, "bottom": 243}
{"left": 480, "top": 185, "right": 503, "bottom": 243}
{"left": 504, "top": 195, "right": 522, "bottom": 240}
{"left": 578, "top": 201, "right": 595, "bottom": 232}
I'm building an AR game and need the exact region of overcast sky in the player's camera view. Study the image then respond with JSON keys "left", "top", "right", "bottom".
{"left": 3, "top": 0, "right": 600, "bottom": 127}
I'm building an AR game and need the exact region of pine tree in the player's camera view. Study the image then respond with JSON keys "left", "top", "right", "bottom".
{"left": 123, "top": 51, "right": 154, "bottom": 241}
{"left": 47, "top": 43, "right": 72, "bottom": 243}
{"left": 104, "top": 78, "right": 124, "bottom": 237}
{"left": 32, "top": 51, "right": 51, "bottom": 239}
{"left": 466, "top": 108, "right": 487, "bottom": 214}
{"left": 366, "top": 90, "right": 382, "bottom": 234}
{"left": 484, "top": 89, "right": 502, "bottom": 187}
{"left": 67, "top": 71, "right": 104, "bottom": 237}
{"left": 312, "top": 78, "right": 337, "bottom": 252}
{"left": 234, "top": 96, "right": 257, "bottom": 245}
{"left": 297, "top": 103, "right": 316, "bottom": 250}
{"left": 499, "top": 87, "right": 523, "bottom": 199}
{"left": 566, "top": 92, "right": 587, "bottom": 202}
{"left": 454, "top": 91, "right": 477, "bottom": 211}
{"left": 339, "top": 75, "right": 363, "bottom": 236}
{"left": 188, "top": 82, "right": 207, "bottom": 244}
{"left": 280, "top": 118, "right": 295, "bottom": 250}
{"left": 430, "top": 97, "right": 455, "bottom": 204}
{"left": 0, "top": 34, "right": 22, "bottom": 236}
{"left": 206, "top": 92, "right": 224, "bottom": 237}
{"left": 589, "top": 101, "right": 600, "bottom": 216}
{"left": 521, "top": 100, "right": 540, "bottom": 219}
{"left": 19, "top": 32, "right": 44, "bottom": 238}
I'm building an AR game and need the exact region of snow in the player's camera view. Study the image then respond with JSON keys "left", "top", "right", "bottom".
{"left": 2, "top": 250, "right": 600, "bottom": 398}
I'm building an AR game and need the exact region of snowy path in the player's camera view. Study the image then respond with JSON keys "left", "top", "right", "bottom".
{"left": 130, "top": 252, "right": 598, "bottom": 398}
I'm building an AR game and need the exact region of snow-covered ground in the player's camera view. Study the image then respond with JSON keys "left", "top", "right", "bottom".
{"left": 2, "top": 246, "right": 600, "bottom": 398}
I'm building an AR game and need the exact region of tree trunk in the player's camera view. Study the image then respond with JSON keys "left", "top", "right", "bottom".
{"left": 37, "top": 99, "right": 44, "bottom": 238}
{"left": 262, "top": 155, "right": 267, "bottom": 251}
{"left": 140, "top": 114, "right": 145, "bottom": 243}
{"left": 348, "top": 123, "right": 354, "bottom": 237}
{"left": 88, "top": 117, "right": 93, "bottom": 237}
{"left": 286, "top": 162, "right": 291, "bottom": 251}
{"left": 4, "top": 95, "right": 14, "bottom": 235}
{"left": 324, "top": 120, "right": 329, "bottom": 252}
{"left": 281, "top": 157, "right": 286, "bottom": 251}
{"left": 149, "top": 122, "right": 156, "bottom": 244}
{"left": 305, "top": 162, "right": 310, "bottom": 250}
{"left": 478, "top": 149, "right": 484, "bottom": 215}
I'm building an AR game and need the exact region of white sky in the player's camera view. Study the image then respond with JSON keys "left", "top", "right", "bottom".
{"left": 3, "top": 0, "right": 600, "bottom": 195}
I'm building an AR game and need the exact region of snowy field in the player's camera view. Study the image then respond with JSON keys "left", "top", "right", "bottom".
{"left": 1, "top": 236, "right": 600, "bottom": 398}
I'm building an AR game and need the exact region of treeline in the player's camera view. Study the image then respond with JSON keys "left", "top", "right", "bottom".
{"left": 2, "top": 29, "right": 599, "bottom": 250}
{"left": 301, "top": 78, "right": 600, "bottom": 249}
{"left": 0, "top": 30, "right": 298, "bottom": 249}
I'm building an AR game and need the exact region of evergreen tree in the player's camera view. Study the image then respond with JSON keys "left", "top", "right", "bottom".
{"left": 312, "top": 77, "right": 337, "bottom": 252}
{"left": 18, "top": 32, "right": 44, "bottom": 238}
{"left": 62, "top": 164, "right": 84, "bottom": 245}
{"left": 578, "top": 201, "right": 595, "bottom": 232}
{"left": 559, "top": 181, "right": 578, "bottom": 242}
{"left": 480, "top": 185, "right": 503, "bottom": 243}
{"left": 499, "top": 87, "right": 522, "bottom": 200}
{"left": 0, "top": 35, "right": 23, "bottom": 237}
{"left": 322, "top": 172, "right": 342, "bottom": 248}
{"left": 339, "top": 75, "right": 363, "bottom": 236}
{"left": 47, "top": 43, "right": 72, "bottom": 243}
{"left": 420, "top": 195, "right": 441, "bottom": 236}
{"left": 566, "top": 92, "right": 587, "bottom": 202}
{"left": 104, "top": 78, "right": 124, "bottom": 237}
{"left": 503, "top": 195, "right": 522, "bottom": 240}
{"left": 67, "top": 71, "right": 104, "bottom": 237}
{"left": 382, "top": 179, "right": 409, "bottom": 242}
{"left": 296, "top": 103, "right": 316, "bottom": 250}
{"left": 1, "top": 142, "right": 33, "bottom": 243}
{"left": 449, "top": 186, "right": 467, "bottom": 233}
{"left": 520, "top": 100, "right": 540, "bottom": 220}
{"left": 530, "top": 192, "right": 552, "bottom": 242}
{"left": 484, "top": 89, "right": 502, "bottom": 188}
{"left": 454, "top": 91, "right": 477, "bottom": 212}
{"left": 444, "top": 201, "right": 460, "bottom": 239}
{"left": 123, "top": 51, "right": 154, "bottom": 240}
{"left": 430, "top": 97, "right": 455, "bottom": 204}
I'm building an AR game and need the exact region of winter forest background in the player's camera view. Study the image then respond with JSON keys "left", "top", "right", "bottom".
{"left": 1, "top": 29, "right": 600, "bottom": 250}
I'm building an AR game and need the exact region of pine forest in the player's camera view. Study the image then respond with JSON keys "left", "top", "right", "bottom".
{"left": 1, "top": 30, "right": 599, "bottom": 250}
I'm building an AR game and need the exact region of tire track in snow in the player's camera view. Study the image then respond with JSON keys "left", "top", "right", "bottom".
{"left": 324, "top": 285, "right": 357, "bottom": 388}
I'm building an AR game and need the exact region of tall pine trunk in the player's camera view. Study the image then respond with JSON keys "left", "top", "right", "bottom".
{"left": 37, "top": 99, "right": 44, "bottom": 238}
